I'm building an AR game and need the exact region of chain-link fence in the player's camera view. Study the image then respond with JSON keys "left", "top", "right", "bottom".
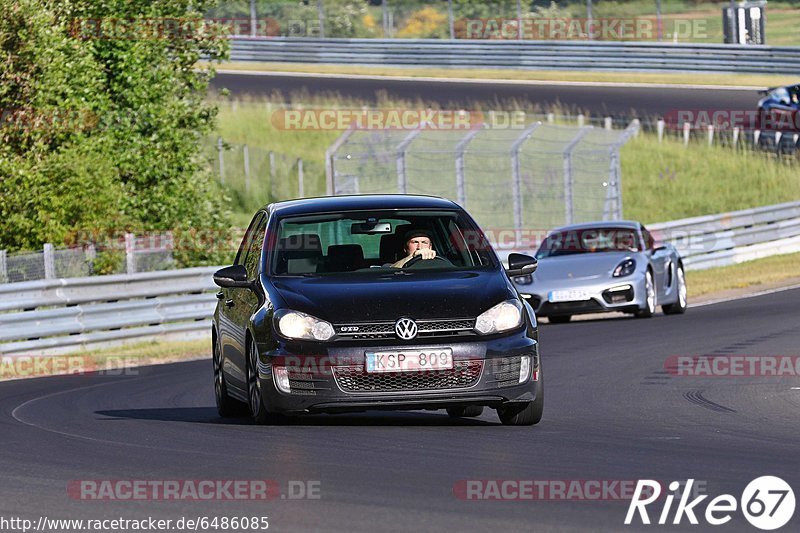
{"left": 201, "top": 137, "right": 325, "bottom": 211}
{"left": 328, "top": 115, "right": 638, "bottom": 250}
{"left": 0, "top": 235, "right": 175, "bottom": 284}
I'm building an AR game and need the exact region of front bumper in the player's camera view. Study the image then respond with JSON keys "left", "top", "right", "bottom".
{"left": 516, "top": 275, "right": 646, "bottom": 317}
{"left": 255, "top": 336, "right": 540, "bottom": 415}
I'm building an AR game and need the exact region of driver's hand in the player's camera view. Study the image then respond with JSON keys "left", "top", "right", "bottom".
{"left": 414, "top": 248, "right": 436, "bottom": 260}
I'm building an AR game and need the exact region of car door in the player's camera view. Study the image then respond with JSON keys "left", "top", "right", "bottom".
{"left": 219, "top": 212, "right": 265, "bottom": 391}
{"left": 642, "top": 226, "right": 670, "bottom": 299}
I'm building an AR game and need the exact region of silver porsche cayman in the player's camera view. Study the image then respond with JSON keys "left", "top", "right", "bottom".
{"left": 512, "top": 221, "right": 687, "bottom": 323}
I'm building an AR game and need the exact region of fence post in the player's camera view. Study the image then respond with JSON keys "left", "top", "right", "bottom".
{"left": 577, "top": 114, "right": 585, "bottom": 127}
{"left": 454, "top": 126, "right": 483, "bottom": 207}
{"left": 243, "top": 144, "right": 251, "bottom": 194}
{"left": 546, "top": 113, "right": 554, "bottom": 124}
{"left": 562, "top": 127, "right": 592, "bottom": 225}
{"left": 448, "top": 0, "right": 455, "bottom": 39}
{"left": 657, "top": 119, "right": 665, "bottom": 142}
{"left": 86, "top": 243, "right": 96, "bottom": 276}
{"left": 43, "top": 243, "right": 55, "bottom": 279}
{"left": 0, "top": 250, "right": 6, "bottom": 283}
{"left": 510, "top": 122, "right": 542, "bottom": 247}
{"left": 631, "top": 118, "right": 640, "bottom": 137}
{"left": 396, "top": 130, "right": 421, "bottom": 194}
{"left": 707, "top": 125, "right": 714, "bottom": 146}
{"left": 297, "top": 158, "right": 304, "bottom": 198}
{"left": 732, "top": 126, "right": 740, "bottom": 147}
{"left": 683, "top": 122, "right": 691, "bottom": 146}
{"left": 382, "top": 0, "right": 390, "bottom": 37}
{"left": 325, "top": 127, "right": 355, "bottom": 196}
{"left": 269, "top": 151, "right": 276, "bottom": 199}
{"left": 217, "top": 137, "right": 225, "bottom": 184}
{"left": 754, "top": 130, "right": 761, "bottom": 146}
{"left": 604, "top": 117, "right": 612, "bottom": 131}
{"left": 125, "top": 233, "right": 136, "bottom": 274}
{"left": 516, "top": 0, "right": 522, "bottom": 39}
{"left": 317, "top": 0, "right": 325, "bottom": 38}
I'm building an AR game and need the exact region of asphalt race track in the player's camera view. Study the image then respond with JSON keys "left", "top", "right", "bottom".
{"left": 2, "top": 288, "right": 799, "bottom": 532}
{"left": 211, "top": 72, "right": 760, "bottom": 117}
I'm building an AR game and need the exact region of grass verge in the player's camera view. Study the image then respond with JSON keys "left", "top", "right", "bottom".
{"left": 687, "top": 251, "right": 800, "bottom": 298}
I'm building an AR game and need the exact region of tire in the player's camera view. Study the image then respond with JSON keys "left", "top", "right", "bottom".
{"left": 635, "top": 270, "right": 656, "bottom": 318}
{"left": 662, "top": 265, "right": 688, "bottom": 315}
{"left": 548, "top": 315, "right": 571, "bottom": 324}
{"left": 497, "top": 368, "right": 543, "bottom": 426}
{"left": 247, "top": 337, "right": 286, "bottom": 425}
{"left": 213, "top": 334, "right": 246, "bottom": 417}
{"left": 447, "top": 406, "right": 484, "bottom": 418}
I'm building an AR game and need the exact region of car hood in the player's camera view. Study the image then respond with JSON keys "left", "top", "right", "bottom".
{"left": 270, "top": 270, "right": 513, "bottom": 322}
{"left": 533, "top": 252, "right": 638, "bottom": 282}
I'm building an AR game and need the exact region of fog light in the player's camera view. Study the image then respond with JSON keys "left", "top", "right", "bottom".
{"left": 273, "top": 366, "right": 291, "bottom": 393}
{"left": 519, "top": 356, "right": 531, "bottom": 383}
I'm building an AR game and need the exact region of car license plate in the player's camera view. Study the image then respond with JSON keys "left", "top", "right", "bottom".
{"left": 365, "top": 349, "right": 453, "bottom": 373}
{"left": 548, "top": 289, "right": 591, "bottom": 303}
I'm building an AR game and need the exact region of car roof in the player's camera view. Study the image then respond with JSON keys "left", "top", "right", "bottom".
{"left": 548, "top": 220, "right": 642, "bottom": 233}
{"left": 265, "top": 194, "right": 461, "bottom": 217}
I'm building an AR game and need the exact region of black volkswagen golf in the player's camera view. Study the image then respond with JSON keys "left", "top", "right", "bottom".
{"left": 212, "top": 195, "right": 542, "bottom": 425}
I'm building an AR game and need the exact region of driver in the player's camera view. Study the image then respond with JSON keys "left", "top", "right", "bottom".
{"left": 391, "top": 229, "right": 436, "bottom": 268}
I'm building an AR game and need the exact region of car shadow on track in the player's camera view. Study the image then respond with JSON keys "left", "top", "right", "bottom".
{"left": 95, "top": 408, "right": 498, "bottom": 426}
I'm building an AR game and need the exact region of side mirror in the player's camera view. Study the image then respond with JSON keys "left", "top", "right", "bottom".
{"left": 213, "top": 265, "right": 251, "bottom": 289}
{"left": 506, "top": 253, "right": 538, "bottom": 277}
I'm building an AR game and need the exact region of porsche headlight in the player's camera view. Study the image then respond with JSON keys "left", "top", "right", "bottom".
{"left": 275, "top": 309, "right": 335, "bottom": 341}
{"left": 474, "top": 300, "right": 523, "bottom": 335}
{"left": 613, "top": 258, "right": 636, "bottom": 278}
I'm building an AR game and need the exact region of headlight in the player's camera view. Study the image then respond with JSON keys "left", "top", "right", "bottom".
{"left": 613, "top": 258, "right": 636, "bottom": 277}
{"left": 274, "top": 309, "right": 335, "bottom": 341}
{"left": 474, "top": 300, "right": 522, "bottom": 335}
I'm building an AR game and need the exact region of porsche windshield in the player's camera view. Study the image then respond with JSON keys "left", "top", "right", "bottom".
{"left": 270, "top": 209, "right": 497, "bottom": 275}
{"left": 536, "top": 227, "right": 641, "bottom": 258}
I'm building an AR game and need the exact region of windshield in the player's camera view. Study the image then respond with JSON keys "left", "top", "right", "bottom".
{"left": 536, "top": 227, "right": 641, "bottom": 259}
{"left": 270, "top": 209, "right": 497, "bottom": 275}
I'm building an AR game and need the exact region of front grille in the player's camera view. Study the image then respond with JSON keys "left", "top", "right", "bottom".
{"left": 491, "top": 356, "right": 522, "bottom": 388}
{"left": 332, "top": 360, "right": 483, "bottom": 393}
{"left": 334, "top": 318, "right": 476, "bottom": 340}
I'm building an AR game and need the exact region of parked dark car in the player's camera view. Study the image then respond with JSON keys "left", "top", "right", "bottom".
{"left": 212, "top": 195, "right": 542, "bottom": 425}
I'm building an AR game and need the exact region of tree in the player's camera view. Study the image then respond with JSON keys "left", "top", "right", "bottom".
{"left": 0, "top": 0, "right": 231, "bottom": 266}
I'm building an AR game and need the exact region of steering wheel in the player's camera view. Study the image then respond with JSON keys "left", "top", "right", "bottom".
{"left": 401, "top": 255, "right": 453, "bottom": 269}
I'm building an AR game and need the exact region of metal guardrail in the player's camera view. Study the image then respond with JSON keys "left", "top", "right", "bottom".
{"left": 649, "top": 201, "right": 800, "bottom": 270}
{"left": 1, "top": 201, "right": 798, "bottom": 355}
{"left": 229, "top": 38, "right": 800, "bottom": 75}
{"left": 0, "top": 267, "right": 218, "bottom": 356}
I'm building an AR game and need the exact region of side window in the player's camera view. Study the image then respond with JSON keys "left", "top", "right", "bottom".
{"left": 243, "top": 216, "right": 267, "bottom": 280}
{"left": 235, "top": 213, "right": 265, "bottom": 267}
{"left": 641, "top": 227, "right": 655, "bottom": 250}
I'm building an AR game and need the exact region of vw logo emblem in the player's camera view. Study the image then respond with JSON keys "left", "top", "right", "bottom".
{"left": 395, "top": 318, "right": 418, "bottom": 340}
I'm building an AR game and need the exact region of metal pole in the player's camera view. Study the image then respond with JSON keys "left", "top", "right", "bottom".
{"left": 249, "top": 0, "right": 257, "bottom": 38}
{"left": 0, "top": 249, "right": 6, "bottom": 283}
{"left": 243, "top": 144, "right": 250, "bottom": 194}
{"left": 729, "top": 0, "right": 737, "bottom": 44}
{"left": 217, "top": 137, "right": 225, "bottom": 184}
{"left": 517, "top": 0, "right": 522, "bottom": 40}
{"left": 396, "top": 130, "right": 421, "bottom": 194}
{"left": 586, "top": 0, "right": 593, "bottom": 41}
{"left": 562, "top": 127, "right": 592, "bottom": 225}
{"left": 43, "top": 243, "right": 55, "bottom": 279}
{"left": 448, "top": 0, "right": 455, "bottom": 40}
{"left": 511, "top": 122, "right": 542, "bottom": 247}
{"left": 317, "top": 0, "right": 325, "bottom": 38}
{"left": 454, "top": 125, "right": 483, "bottom": 207}
{"left": 656, "top": 0, "right": 662, "bottom": 41}
{"left": 325, "top": 127, "right": 355, "bottom": 195}
{"left": 382, "top": 0, "right": 389, "bottom": 37}
{"left": 297, "top": 158, "right": 304, "bottom": 198}
{"left": 125, "top": 233, "right": 136, "bottom": 274}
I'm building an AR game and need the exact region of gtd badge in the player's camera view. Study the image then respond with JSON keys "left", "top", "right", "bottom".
{"left": 395, "top": 318, "right": 418, "bottom": 340}
{"left": 340, "top": 326, "right": 359, "bottom": 333}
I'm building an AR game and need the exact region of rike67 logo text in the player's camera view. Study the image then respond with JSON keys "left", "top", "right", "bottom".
{"left": 625, "top": 477, "right": 795, "bottom": 530}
